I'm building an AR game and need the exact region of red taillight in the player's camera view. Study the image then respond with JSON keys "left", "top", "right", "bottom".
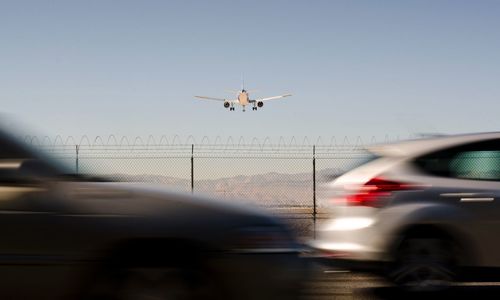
{"left": 345, "top": 177, "right": 417, "bottom": 207}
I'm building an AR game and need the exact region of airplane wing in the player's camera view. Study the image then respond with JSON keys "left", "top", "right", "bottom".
{"left": 254, "top": 94, "right": 292, "bottom": 102}
{"left": 195, "top": 96, "right": 238, "bottom": 104}
{"left": 195, "top": 96, "right": 227, "bottom": 102}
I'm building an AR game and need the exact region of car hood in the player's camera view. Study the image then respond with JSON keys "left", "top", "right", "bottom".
{"left": 52, "top": 181, "right": 280, "bottom": 228}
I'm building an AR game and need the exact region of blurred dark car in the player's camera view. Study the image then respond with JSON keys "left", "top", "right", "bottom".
{"left": 0, "top": 129, "right": 308, "bottom": 300}
{"left": 311, "top": 132, "right": 500, "bottom": 291}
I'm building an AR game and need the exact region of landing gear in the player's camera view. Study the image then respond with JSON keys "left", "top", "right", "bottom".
{"left": 252, "top": 107, "right": 257, "bottom": 111}
{"left": 229, "top": 107, "right": 235, "bottom": 111}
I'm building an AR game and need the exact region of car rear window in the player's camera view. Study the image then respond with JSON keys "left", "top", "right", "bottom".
{"left": 349, "top": 153, "right": 380, "bottom": 169}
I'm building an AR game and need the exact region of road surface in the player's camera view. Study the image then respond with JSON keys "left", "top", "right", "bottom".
{"left": 301, "top": 263, "right": 500, "bottom": 300}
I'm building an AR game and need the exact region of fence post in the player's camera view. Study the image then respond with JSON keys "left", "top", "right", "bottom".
{"left": 191, "top": 144, "right": 194, "bottom": 193}
{"left": 75, "top": 144, "right": 80, "bottom": 175}
{"left": 313, "top": 145, "right": 317, "bottom": 239}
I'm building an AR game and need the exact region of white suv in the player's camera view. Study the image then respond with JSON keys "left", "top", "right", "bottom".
{"left": 311, "top": 132, "right": 500, "bottom": 291}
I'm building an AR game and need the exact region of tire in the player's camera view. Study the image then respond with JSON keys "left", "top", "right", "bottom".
{"left": 388, "top": 237, "right": 456, "bottom": 292}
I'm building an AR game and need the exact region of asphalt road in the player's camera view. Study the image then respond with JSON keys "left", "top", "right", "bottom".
{"left": 301, "top": 263, "right": 500, "bottom": 300}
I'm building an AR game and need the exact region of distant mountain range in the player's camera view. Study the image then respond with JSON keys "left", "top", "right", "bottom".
{"left": 107, "top": 168, "right": 346, "bottom": 207}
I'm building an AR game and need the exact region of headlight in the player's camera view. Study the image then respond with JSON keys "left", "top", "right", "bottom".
{"left": 230, "top": 227, "right": 299, "bottom": 254}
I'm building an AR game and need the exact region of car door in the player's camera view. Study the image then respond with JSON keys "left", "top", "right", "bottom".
{"left": 416, "top": 139, "right": 500, "bottom": 267}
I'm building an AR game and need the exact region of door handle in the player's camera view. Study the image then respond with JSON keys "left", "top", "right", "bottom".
{"left": 440, "top": 193, "right": 495, "bottom": 202}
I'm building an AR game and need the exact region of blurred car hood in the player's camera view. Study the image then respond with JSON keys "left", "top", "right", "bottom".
{"left": 53, "top": 181, "right": 278, "bottom": 227}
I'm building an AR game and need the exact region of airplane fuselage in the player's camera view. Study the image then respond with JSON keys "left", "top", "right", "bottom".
{"left": 237, "top": 91, "right": 250, "bottom": 106}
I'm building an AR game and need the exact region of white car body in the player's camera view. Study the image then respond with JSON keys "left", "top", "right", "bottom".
{"left": 311, "top": 132, "right": 500, "bottom": 289}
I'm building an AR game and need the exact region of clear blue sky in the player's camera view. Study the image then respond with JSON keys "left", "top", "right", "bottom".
{"left": 1, "top": 0, "right": 500, "bottom": 142}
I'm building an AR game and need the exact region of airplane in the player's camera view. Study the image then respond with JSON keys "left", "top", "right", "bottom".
{"left": 195, "top": 84, "right": 291, "bottom": 112}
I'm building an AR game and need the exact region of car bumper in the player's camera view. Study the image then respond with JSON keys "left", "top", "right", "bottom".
{"left": 313, "top": 255, "right": 386, "bottom": 273}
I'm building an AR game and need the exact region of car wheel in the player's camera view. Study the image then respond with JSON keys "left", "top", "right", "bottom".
{"left": 389, "top": 237, "right": 456, "bottom": 292}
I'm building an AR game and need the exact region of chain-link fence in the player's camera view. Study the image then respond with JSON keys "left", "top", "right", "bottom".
{"left": 37, "top": 141, "right": 373, "bottom": 238}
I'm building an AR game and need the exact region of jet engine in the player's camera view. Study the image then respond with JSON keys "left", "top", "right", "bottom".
{"left": 257, "top": 101, "right": 264, "bottom": 108}
{"left": 224, "top": 102, "right": 230, "bottom": 108}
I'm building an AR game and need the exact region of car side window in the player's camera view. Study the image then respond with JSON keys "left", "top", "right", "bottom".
{"left": 414, "top": 139, "right": 500, "bottom": 181}
{"left": 450, "top": 151, "right": 500, "bottom": 180}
